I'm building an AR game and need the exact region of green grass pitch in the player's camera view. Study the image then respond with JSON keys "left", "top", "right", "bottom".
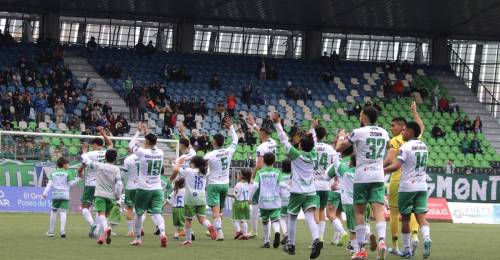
{"left": 1, "top": 213, "right": 498, "bottom": 259}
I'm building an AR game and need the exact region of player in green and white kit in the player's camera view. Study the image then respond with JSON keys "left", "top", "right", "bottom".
{"left": 327, "top": 147, "right": 359, "bottom": 254}
{"left": 43, "top": 157, "right": 80, "bottom": 238}
{"left": 279, "top": 159, "right": 291, "bottom": 245}
{"left": 310, "top": 123, "right": 346, "bottom": 244}
{"left": 204, "top": 116, "right": 238, "bottom": 241}
{"left": 171, "top": 156, "right": 218, "bottom": 246}
{"left": 81, "top": 149, "right": 122, "bottom": 245}
{"left": 122, "top": 152, "right": 140, "bottom": 237}
{"left": 129, "top": 123, "right": 168, "bottom": 247}
{"left": 384, "top": 122, "right": 432, "bottom": 258}
{"left": 247, "top": 114, "right": 277, "bottom": 238}
{"left": 78, "top": 127, "right": 113, "bottom": 238}
{"left": 251, "top": 152, "right": 288, "bottom": 249}
{"left": 336, "top": 106, "right": 390, "bottom": 260}
{"left": 271, "top": 112, "right": 323, "bottom": 259}
{"left": 178, "top": 125, "right": 197, "bottom": 169}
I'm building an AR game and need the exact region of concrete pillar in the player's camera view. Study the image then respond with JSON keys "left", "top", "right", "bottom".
{"left": 471, "top": 44, "right": 483, "bottom": 94}
{"left": 415, "top": 42, "right": 424, "bottom": 64}
{"left": 303, "top": 30, "right": 322, "bottom": 60}
{"left": 21, "top": 20, "right": 34, "bottom": 43}
{"left": 208, "top": 31, "right": 218, "bottom": 52}
{"left": 175, "top": 21, "right": 194, "bottom": 53}
{"left": 339, "top": 38, "right": 348, "bottom": 60}
{"left": 39, "top": 13, "right": 60, "bottom": 42}
{"left": 431, "top": 37, "right": 451, "bottom": 65}
{"left": 156, "top": 27, "right": 165, "bottom": 51}
{"left": 77, "top": 22, "right": 86, "bottom": 44}
{"left": 285, "top": 35, "right": 295, "bottom": 58}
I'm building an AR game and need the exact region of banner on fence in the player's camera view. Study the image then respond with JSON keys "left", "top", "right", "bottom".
{"left": 448, "top": 202, "right": 500, "bottom": 224}
{"left": 0, "top": 186, "right": 52, "bottom": 212}
{"left": 427, "top": 173, "right": 500, "bottom": 203}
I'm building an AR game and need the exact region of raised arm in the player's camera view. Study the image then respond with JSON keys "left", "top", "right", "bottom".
{"left": 335, "top": 129, "right": 352, "bottom": 153}
{"left": 411, "top": 101, "right": 425, "bottom": 137}
{"left": 178, "top": 125, "right": 188, "bottom": 140}
{"left": 272, "top": 112, "right": 291, "bottom": 151}
{"left": 225, "top": 116, "right": 238, "bottom": 148}
{"left": 68, "top": 176, "right": 81, "bottom": 187}
{"left": 309, "top": 119, "right": 319, "bottom": 144}
{"left": 98, "top": 126, "right": 113, "bottom": 149}
{"left": 129, "top": 122, "right": 146, "bottom": 152}
{"left": 170, "top": 157, "right": 185, "bottom": 181}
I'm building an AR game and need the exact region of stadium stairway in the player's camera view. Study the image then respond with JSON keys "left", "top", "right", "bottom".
{"left": 64, "top": 53, "right": 129, "bottom": 118}
{"left": 436, "top": 72, "right": 500, "bottom": 153}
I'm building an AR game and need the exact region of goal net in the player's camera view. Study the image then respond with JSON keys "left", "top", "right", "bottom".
{"left": 0, "top": 130, "right": 179, "bottom": 187}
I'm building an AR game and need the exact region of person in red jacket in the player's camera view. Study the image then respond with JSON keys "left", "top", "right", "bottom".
{"left": 227, "top": 93, "right": 237, "bottom": 117}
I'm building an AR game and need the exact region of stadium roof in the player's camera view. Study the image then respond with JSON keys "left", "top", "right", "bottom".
{"left": 2, "top": 0, "right": 500, "bottom": 40}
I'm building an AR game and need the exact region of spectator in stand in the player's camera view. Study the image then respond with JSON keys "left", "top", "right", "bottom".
{"left": 67, "top": 114, "right": 80, "bottom": 131}
{"left": 392, "top": 80, "right": 404, "bottom": 98}
{"left": 14, "top": 95, "right": 26, "bottom": 121}
{"left": 64, "top": 97, "right": 77, "bottom": 122}
{"left": 253, "top": 87, "right": 265, "bottom": 105}
{"left": 216, "top": 101, "right": 225, "bottom": 123}
{"left": 449, "top": 98, "right": 460, "bottom": 113}
{"left": 54, "top": 98, "right": 66, "bottom": 124}
{"left": 102, "top": 101, "right": 112, "bottom": 115}
{"left": 137, "top": 91, "right": 147, "bottom": 121}
{"left": 210, "top": 73, "right": 220, "bottom": 89}
{"left": 1, "top": 92, "right": 12, "bottom": 117}
{"left": 123, "top": 75, "right": 133, "bottom": 94}
{"left": 444, "top": 160, "right": 455, "bottom": 174}
{"left": 87, "top": 36, "right": 98, "bottom": 53}
{"left": 162, "top": 125, "right": 172, "bottom": 139}
{"left": 190, "top": 98, "right": 199, "bottom": 116}
{"left": 178, "top": 96, "right": 189, "bottom": 115}
{"left": 241, "top": 84, "right": 253, "bottom": 106}
{"left": 259, "top": 60, "right": 266, "bottom": 80}
{"left": 226, "top": 93, "right": 237, "bottom": 117}
{"left": 473, "top": 116, "right": 483, "bottom": 134}
{"left": 470, "top": 136, "right": 482, "bottom": 155}
{"left": 135, "top": 41, "right": 146, "bottom": 57}
{"left": 145, "top": 40, "right": 155, "bottom": 58}
{"left": 127, "top": 87, "right": 138, "bottom": 121}
{"left": 184, "top": 112, "right": 195, "bottom": 130}
{"left": 438, "top": 96, "right": 450, "bottom": 114}
{"left": 463, "top": 116, "right": 473, "bottom": 133}
{"left": 431, "top": 123, "right": 446, "bottom": 139}
{"left": 267, "top": 66, "right": 278, "bottom": 80}
{"left": 34, "top": 93, "right": 48, "bottom": 123}
{"left": 401, "top": 60, "right": 411, "bottom": 74}
{"left": 197, "top": 132, "right": 210, "bottom": 153}
{"left": 353, "top": 102, "right": 362, "bottom": 116}
{"left": 382, "top": 80, "right": 392, "bottom": 99}
{"left": 245, "top": 127, "right": 256, "bottom": 148}
{"left": 114, "top": 113, "right": 129, "bottom": 136}
{"left": 460, "top": 136, "right": 470, "bottom": 155}
{"left": 199, "top": 99, "right": 208, "bottom": 116}
{"left": 178, "top": 66, "right": 191, "bottom": 82}
{"left": 452, "top": 116, "right": 464, "bottom": 133}
{"left": 82, "top": 104, "right": 92, "bottom": 127}
{"left": 3, "top": 30, "right": 14, "bottom": 44}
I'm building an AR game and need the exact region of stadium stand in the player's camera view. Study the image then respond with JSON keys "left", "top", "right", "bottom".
{"left": 84, "top": 47, "right": 500, "bottom": 173}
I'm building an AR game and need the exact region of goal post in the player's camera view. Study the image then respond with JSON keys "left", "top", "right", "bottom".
{"left": 0, "top": 130, "right": 179, "bottom": 187}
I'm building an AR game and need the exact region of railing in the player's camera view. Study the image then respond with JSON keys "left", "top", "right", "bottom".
{"left": 449, "top": 49, "right": 500, "bottom": 118}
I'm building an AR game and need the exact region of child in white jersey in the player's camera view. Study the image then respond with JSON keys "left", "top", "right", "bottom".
{"left": 80, "top": 149, "right": 123, "bottom": 245}
{"left": 230, "top": 169, "right": 251, "bottom": 240}
{"left": 43, "top": 157, "right": 80, "bottom": 238}
{"left": 169, "top": 178, "right": 186, "bottom": 240}
{"left": 171, "top": 156, "right": 217, "bottom": 246}
{"left": 251, "top": 152, "right": 287, "bottom": 249}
